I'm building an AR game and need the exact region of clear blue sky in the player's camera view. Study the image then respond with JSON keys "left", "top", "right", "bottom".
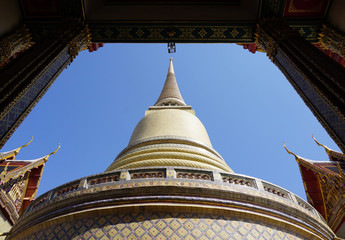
{"left": 2, "top": 43, "right": 340, "bottom": 199}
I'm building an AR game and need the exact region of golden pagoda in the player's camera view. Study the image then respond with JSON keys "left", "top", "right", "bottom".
{"left": 7, "top": 59, "right": 339, "bottom": 239}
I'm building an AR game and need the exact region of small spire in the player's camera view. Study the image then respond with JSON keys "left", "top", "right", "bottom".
{"left": 168, "top": 57, "right": 174, "bottom": 73}
{"left": 155, "top": 58, "right": 186, "bottom": 106}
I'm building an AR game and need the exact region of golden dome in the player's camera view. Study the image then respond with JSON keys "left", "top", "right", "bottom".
{"left": 106, "top": 108, "right": 232, "bottom": 172}
{"left": 129, "top": 109, "right": 212, "bottom": 148}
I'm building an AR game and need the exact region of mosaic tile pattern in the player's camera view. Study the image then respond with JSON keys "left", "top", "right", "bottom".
{"left": 274, "top": 49, "right": 345, "bottom": 151}
{"left": 27, "top": 22, "right": 322, "bottom": 44}
{"left": 290, "top": 24, "right": 321, "bottom": 42}
{"left": 80, "top": 23, "right": 255, "bottom": 43}
{"left": 22, "top": 212, "right": 304, "bottom": 240}
{"left": 0, "top": 50, "right": 70, "bottom": 146}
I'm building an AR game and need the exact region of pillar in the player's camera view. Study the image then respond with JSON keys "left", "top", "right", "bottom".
{"left": 256, "top": 18, "right": 345, "bottom": 152}
{"left": 0, "top": 20, "right": 90, "bottom": 149}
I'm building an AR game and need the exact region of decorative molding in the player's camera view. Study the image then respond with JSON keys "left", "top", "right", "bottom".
{"left": 265, "top": 37, "right": 277, "bottom": 61}
{"left": 67, "top": 23, "right": 91, "bottom": 61}
{"left": 26, "top": 21, "right": 323, "bottom": 43}
{"left": 255, "top": 23, "right": 278, "bottom": 61}
{"left": 11, "top": 167, "right": 334, "bottom": 240}
{"left": 255, "top": 20, "right": 321, "bottom": 60}
{"left": 290, "top": 24, "right": 321, "bottom": 42}
{"left": 88, "top": 23, "right": 255, "bottom": 43}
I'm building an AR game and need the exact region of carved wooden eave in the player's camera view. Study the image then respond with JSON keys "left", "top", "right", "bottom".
{"left": 327, "top": 149, "right": 345, "bottom": 162}
{"left": 1, "top": 158, "right": 46, "bottom": 185}
{"left": 296, "top": 158, "right": 340, "bottom": 180}
{"left": 0, "top": 150, "right": 18, "bottom": 161}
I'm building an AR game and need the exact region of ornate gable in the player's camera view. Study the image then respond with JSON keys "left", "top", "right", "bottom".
{"left": 0, "top": 140, "right": 58, "bottom": 237}
{"left": 285, "top": 137, "right": 345, "bottom": 236}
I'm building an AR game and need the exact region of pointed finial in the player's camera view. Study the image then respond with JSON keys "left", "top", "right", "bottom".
{"left": 14, "top": 137, "right": 33, "bottom": 155}
{"left": 312, "top": 135, "right": 331, "bottom": 154}
{"left": 283, "top": 143, "right": 300, "bottom": 160}
{"left": 154, "top": 59, "right": 186, "bottom": 106}
{"left": 43, "top": 144, "right": 60, "bottom": 162}
{"left": 22, "top": 136, "right": 33, "bottom": 148}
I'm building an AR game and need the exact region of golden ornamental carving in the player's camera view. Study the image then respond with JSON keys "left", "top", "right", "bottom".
{"left": 53, "top": 19, "right": 91, "bottom": 61}
{"left": 0, "top": 25, "right": 33, "bottom": 68}
{"left": 0, "top": 163, "right": 10, "bottom": 184}
{"left": 68, "top": 23, "right": 91, "bottom": 61}
{"left": 319, "top": 24, "right": 345, "bottom": 59}
{"left": 266, "top": 37, "right": 277, "bottom": 61}
{"left": 0, "top": 39, "right": 12, "bottom": 63}
{"left": 256, "top": 18, "right": 304, "bottom": 62}
{"left": 8, "top": 180, "right": 26, "bottom": 211}
{"left": 68, "top": 39, "right": 80, "bottom": 60}
{"left": 255, "top": 24, "right": 277, "bottom": 61}
{"left": 340, "top": 39, "right": 345, "bottom": 57}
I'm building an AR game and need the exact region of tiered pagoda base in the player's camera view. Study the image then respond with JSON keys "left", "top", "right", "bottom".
{"left": 9, "top": 167, "right": 334, "bottom": 240}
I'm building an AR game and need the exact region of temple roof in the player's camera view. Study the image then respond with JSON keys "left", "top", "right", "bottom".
{"left": 0, "top": 146, "right": 59, "bottom": 186}
{"left": 284, "top": 142, "right": 343, "bottom": 181}
{"left": 284, "top": 139, "right": 345, "bottom": 227}
{"left": 285, "top": 136, "right": 345, "bottom": 178}
{"left": 154, "top": 58, "right": 186, "bottom": 106}
{"left": 0, "top": 142, "right": 59, "bottom": 224}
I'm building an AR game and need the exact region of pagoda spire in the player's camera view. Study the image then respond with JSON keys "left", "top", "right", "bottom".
{"left": 154, "top": 58, "right": 186, "bottom": 106}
